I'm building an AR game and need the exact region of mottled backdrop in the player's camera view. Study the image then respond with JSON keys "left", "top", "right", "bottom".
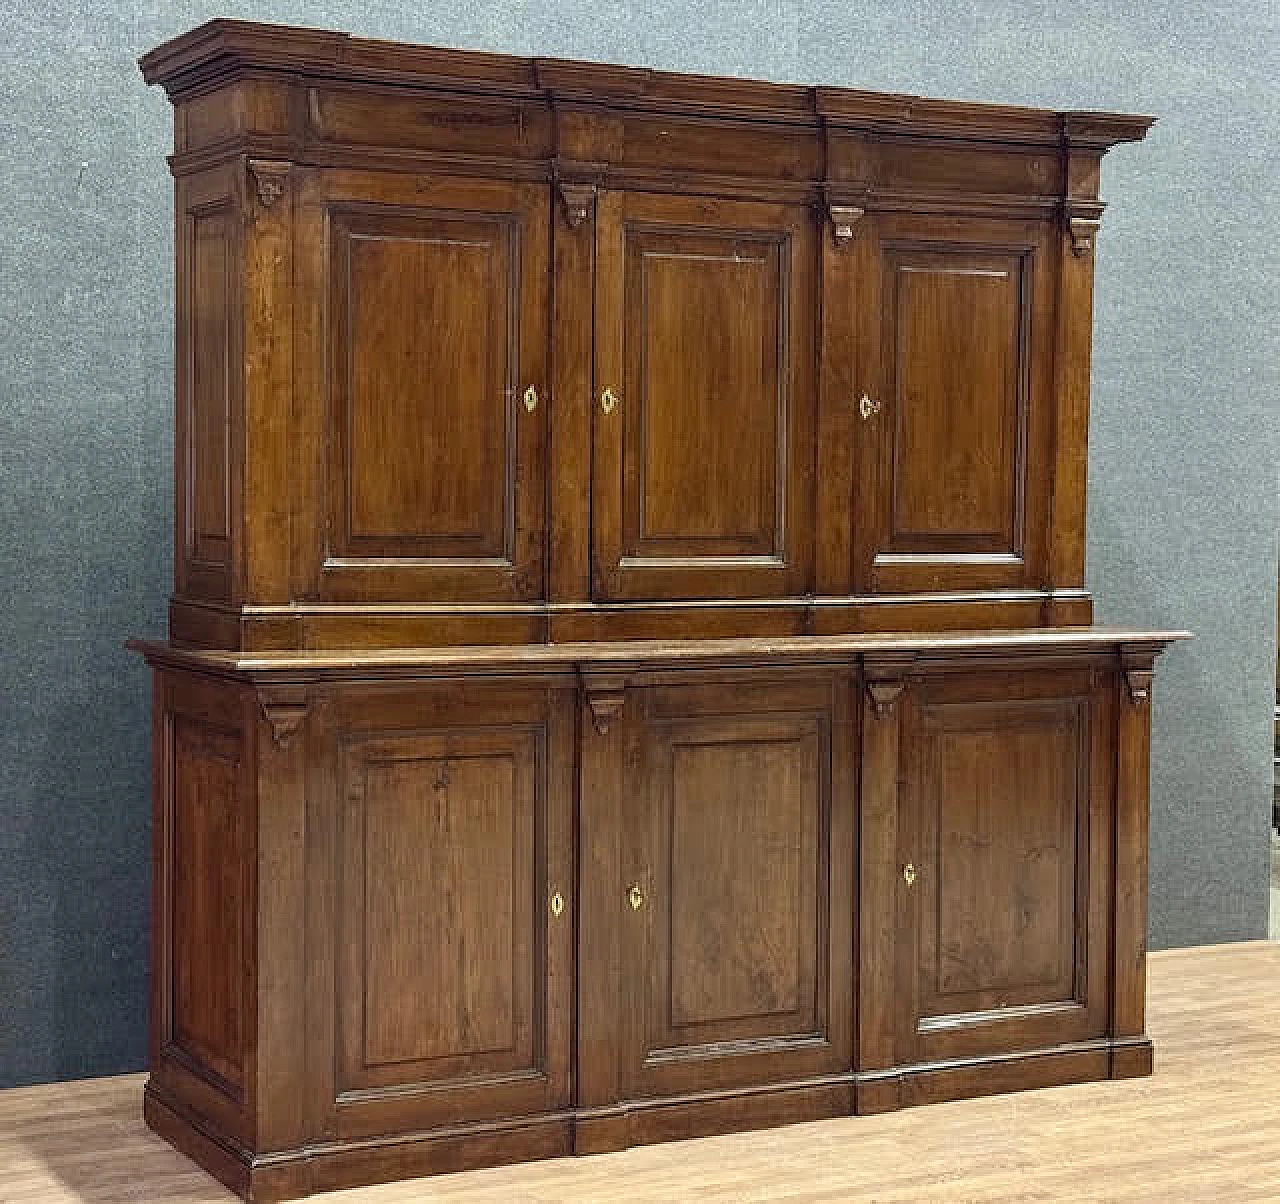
{"left": 1, "top": 0, "right": 1276, "bottom": 1086}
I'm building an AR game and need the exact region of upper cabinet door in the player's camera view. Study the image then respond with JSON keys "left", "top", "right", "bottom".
{"left": 851, "top": 215, "right": 1055, "bottom": 595}
{"left": 591, "top": 193, "right": 817, "bottom": 601}
{"left": 294, "top": 170, "right": 549, "bottom": 605}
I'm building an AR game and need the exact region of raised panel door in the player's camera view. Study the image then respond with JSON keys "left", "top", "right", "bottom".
{"left": 895, "top": 670, "right": 1113, "bottom": 1064}
{"left": 851, "top": 215, "right": 1055, "bottom": 595}
{"left": 592, "top": 192, "right": 817, "bottom": 600}
{"left": 619, "top": 676, "right": 853, "bottom": 1099}
{"left": 317, "top": 682, "right": 574, "bottom": 1139}
{"left": 294, "top": 170, "right": 550, "bottom": 605}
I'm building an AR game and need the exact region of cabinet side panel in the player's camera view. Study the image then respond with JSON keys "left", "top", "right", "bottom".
{"left": 170, "top": 717, "right": 249, "bottom": 1093}
{"left": 174, "top": 166, "right": 243, "bottom": 609}
{"left": 150, "top": 670, "right": 257, "bottom": 1148}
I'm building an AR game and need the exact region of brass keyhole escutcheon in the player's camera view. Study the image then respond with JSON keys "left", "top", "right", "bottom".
{"left": 549, "top": 890, "right": 565, "bottom": 918}
{"left": 859, "top": 394, "right": 882, "bottom": 420}
{"left": 627, "top": 883, "right": 645, "bottom": 911}
{"left": 600, "top": 386, "right": 619, "bottom": 415}
{"left": 903, "top": 863, "right": 917, "bottom": 886}
{"left": 523, "top": 385, "right": 538, "bottom": 413}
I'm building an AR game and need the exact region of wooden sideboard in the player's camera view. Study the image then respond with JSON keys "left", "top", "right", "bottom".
{"left": 133, "top": 20, "right": 1189, "bottom": 1201}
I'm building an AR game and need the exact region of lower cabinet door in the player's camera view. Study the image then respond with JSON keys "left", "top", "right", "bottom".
{"left": 315, "top": 681, "right": 576, "bottom": 1140}
{"left": 619, "top": 673, "right": 855, "bottom": 1100}
{"left": 895, "top": 667, "right": 1114, "bottom": 1065}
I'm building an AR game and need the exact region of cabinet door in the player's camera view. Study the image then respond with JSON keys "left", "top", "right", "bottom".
{"left": 895, "top": 669, "right": 1113, "bottom": 1064}
{"left": 618, "top": 675, "right": 853, "bottom": 1099}
{"left": 315, "top": 682, "right": 574, "bottom": 1140}
{"left": 851, "top": 215, "right": 1055, "bottom": 595}
{"left": 591, "top": 192, "right": 817, "bottom": 601}
{"left": 294, "top": 169, "right": 549, "bottom": 605}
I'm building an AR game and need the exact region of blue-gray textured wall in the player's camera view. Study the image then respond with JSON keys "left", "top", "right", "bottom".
{"left": 1, "top": 1, "right": 1276, "bottom": 1087}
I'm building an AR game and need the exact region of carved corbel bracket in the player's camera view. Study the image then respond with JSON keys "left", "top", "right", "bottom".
{"left": 1068, "top": 215, "right": 1100, "bottom": 258}
{"left": 580, "top": 670, "right": 627, "bottom": 735}
{"left": 1119, "top": 646, "right": 1160, "bottom": 706}
{"left": 1064, "top": 201, "right": 1105, "bottom": 258}
{"left": 553, "top": 159, "right": 606, "bottom": 229}
{"left": 823, "top": 186, "right": 867, "bottom": 248}
{"left": 862, "top": 654, "right": 916, "bottom": 719}
{"left": 558, "top": 181, "right": 597, "bottom": 229}
{"left": 259, "top": 684, "right": 310, "bottom": 747}
{"left": 248, "top": 158, "right": 291, "bottom": 210}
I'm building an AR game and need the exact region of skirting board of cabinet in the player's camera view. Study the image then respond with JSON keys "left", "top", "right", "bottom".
{"left": 145, "top": 1038, "right": 1153, "bottom": 1203}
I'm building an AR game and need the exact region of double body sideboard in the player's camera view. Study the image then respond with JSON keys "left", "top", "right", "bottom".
{"left": 132, "top": 20, "right": 1188, "bottom": 1201}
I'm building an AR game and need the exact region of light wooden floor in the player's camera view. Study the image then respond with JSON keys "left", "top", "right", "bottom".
{"left": 3, "top": 942, "right": 1278, "bottom": 1203}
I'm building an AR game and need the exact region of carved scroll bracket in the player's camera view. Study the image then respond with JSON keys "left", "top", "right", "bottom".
{"left": 248, "top": 158, "right": 291, "bottom": 210}
{"left": 259, "top": 684, "right": 310, "bottom": 747}
{"left": 862, "top": 654, "right": 916, "bottom": 719}
{"left": 579, "top": 670, "right": 627, "bottom": 735}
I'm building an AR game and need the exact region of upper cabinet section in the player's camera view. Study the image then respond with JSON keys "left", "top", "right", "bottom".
{"left": 142, "top": 21, "right": 1153, "bottom": 651}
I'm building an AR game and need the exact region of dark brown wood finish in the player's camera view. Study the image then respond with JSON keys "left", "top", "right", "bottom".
{"left": 135, "top": 21, "right": 1181, "bottom": 1202}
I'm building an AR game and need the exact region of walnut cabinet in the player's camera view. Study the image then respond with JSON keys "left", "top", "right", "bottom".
{"left": 133, "top": 20, "right": 1188, "bottom": 1201}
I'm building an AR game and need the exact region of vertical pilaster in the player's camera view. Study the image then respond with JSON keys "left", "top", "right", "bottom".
{"left": 254, "top": 683, "right": 310, "bottom": 1151}
{"left": 242, "top": 157, "right": 294, "bottom": 605}
{"left": 574, "top": 670, "right": 628, "bottom": 1150}
{"left": 548, "top": 154, "right": 603, "bottom": 603}
{"left": 1112, "top": 644, "right": 1160, "bottom": 1076}
{"left": 855, "top": 653, "right": 913, "bottom": 1113}
{"left": 1046, "top": 138, "right": 1105, "bottom": 619}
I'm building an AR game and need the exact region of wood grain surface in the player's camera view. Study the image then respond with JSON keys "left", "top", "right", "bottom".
{"left": 2, "top": 942, "right": 1275, "bottom": 1202}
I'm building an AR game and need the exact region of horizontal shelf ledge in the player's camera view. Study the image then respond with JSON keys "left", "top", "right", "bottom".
{"left": 128, "top": 626, "right": 1190, "bottom": 680}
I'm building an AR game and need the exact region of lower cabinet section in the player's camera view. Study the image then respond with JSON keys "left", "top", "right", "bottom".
{"left": 136, "top": 633, "right": 1174, "bottom": 1200}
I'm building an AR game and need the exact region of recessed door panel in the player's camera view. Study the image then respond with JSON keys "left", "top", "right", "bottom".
{"left": 593, "top": 193, "right": 816, "bottom": 600}
{"left": 340, "top": 215, "right": 512, "bottom": 554}
{"left": 891, "top": 258, "right": 1024, "bottom": 550}
{"left": 297, "top": 170, "right": 549, "bottom": 604}
{"left": 896, "top": 671, "right": 1113, "bottom": 1064}
{"left": 852, "top": 216, "right": 1054, "bottom": 595}
{"left": 620, "top": 676, "right": 852, "bottom": 1099}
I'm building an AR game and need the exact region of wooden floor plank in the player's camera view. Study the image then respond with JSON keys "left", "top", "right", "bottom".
{"left": 1, "top": 942, "right": 1277, "bottom": 1202}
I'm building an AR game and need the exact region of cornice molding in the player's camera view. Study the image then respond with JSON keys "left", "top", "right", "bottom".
{"left": 140, "top": 20, "right": 1155, "bottom": 155}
